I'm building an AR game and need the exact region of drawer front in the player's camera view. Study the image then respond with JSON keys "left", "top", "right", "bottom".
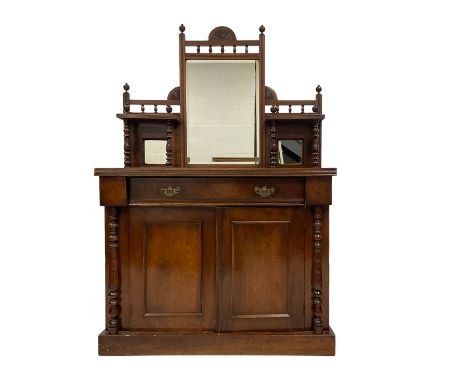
{"left": 129, "top": 177, "right": 304, "bottom": 204}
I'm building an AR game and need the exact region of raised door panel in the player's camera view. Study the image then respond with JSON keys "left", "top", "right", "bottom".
{"left": 219, "top": 207, "right": 305, "bottom": 331}
{"left": 145, "top": 221, "right": 202, "bottom": 315}
{"left": 129, "top": 207, "right": 216, "bottom": 330}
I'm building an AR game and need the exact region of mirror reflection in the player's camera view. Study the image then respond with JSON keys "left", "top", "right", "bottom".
{"left": 186, "top": 60, "right": 259, "bottom": 165}
{"left": 278, "top": 140, "right": 303, "bottom": 165}
{"left": 144, "top": 140, "right": 166, "bottom": 164}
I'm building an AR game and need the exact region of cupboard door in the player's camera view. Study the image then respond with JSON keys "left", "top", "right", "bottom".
{"left": 219, "top": 207, "right": 305, "bottom": 331}
{"left": 128, "top": 207, "right": 216, "bottom": 330}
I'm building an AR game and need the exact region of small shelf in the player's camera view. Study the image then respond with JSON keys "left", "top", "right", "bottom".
{"left": 266, "top": 113, "right": 325, "bottom": 121}
{"left": 116, "top": 113, "right": 180, "bottom": 121}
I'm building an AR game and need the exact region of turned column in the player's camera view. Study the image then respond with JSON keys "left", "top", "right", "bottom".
{"left": 122, "top": 83, "right": 131, "bottom": 167}
{"left": 312, "top": 206, "right": 323, "bottom": 334}
{"left": 312, "top": 85, "right": 322, "bottom": 167}
{"left": 106, "top": 207, "right": 121, "bottom": 334}
{"left": 270, "top": 120, "right": 277, "bottom": 167}
{"left": 165, "top": 120, "right": 174, "bottom": 166}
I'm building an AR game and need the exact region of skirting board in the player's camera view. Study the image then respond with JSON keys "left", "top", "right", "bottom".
{"left": 98, "top": 329, "right": 335, "bottom": 356}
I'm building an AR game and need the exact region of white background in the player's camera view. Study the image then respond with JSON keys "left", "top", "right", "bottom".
{"left": 1, "top": 0, "right": 468, "bottom": 381}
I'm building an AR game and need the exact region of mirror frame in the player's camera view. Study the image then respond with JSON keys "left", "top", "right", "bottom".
{"left": 179, "top": 27, "right": 266, "bottom": 167}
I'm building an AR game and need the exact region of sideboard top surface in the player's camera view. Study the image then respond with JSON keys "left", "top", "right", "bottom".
{"left": 94, "top": 167, "right": 337, "bottom": 177}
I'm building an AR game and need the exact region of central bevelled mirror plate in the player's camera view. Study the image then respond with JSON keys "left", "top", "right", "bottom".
{"left": 186, "top": 60, "right": 259, "bottom": 165}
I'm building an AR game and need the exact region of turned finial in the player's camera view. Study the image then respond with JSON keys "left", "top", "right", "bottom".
{"left": 259, "top": 25, "right": 265, "bottom": 34}
{"left": 179, "top": 24, "right": 185, "bottom": 33}
{"left": 316, "top": 85, "right": 322, "bottom": 93}
{"left": 123, "top": 83, "right": 130, "bottom": 112}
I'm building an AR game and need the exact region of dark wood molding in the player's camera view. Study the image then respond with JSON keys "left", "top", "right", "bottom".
{"left": 116, "top": 113, "right": 180, "bottom": 121}
{"left": 186, "top": 39, "right": 259, "bottom": 46}
{"left": 266, "top": 113, "right": 325, "bottom": 120}
{"left": 95, "top": 167, "right": 337, "bottom": 177}
{"left": 184, "top": 53, "right": 260, "bottom": 59}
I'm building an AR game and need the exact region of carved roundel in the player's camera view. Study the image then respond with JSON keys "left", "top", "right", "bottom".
{"left": 167, "top": 86, "right": 180, "bottom": 101}
{"left": 208, "top": 26, "right": 237, "bottom": 41}
{"left": 265, "top": 86, "right": 278, "bottom": 102}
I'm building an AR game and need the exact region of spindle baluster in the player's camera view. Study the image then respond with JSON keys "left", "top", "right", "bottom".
{"left": 233, "top": 45, "right": 237, "bottom": 53}
{"left": 301, "top": 105, "right": 304, "bottom": 113}
{"left": 288, "top": 105, "right": 292, "bottom": 113}
{"left": 154, "top": 105, "right": 158, "bottom": 113}
{"left": 209, "top": 45, "right": 212, "bottom": 53}
{"left": 166, "top": 104, "right": 172, "bottom": 113}
{"left": 141, "top": 104, "right": 145, "bottom": 113}
{"left": 197, "top": 45, "right": 200, "bottom": 53}
{"left": 221, "top": 45, "right": 224, "bottom": 53}
{"left": 245, "top": 45, "right": 248, "bottom": 53}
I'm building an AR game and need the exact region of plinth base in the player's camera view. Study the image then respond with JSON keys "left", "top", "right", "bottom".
{"left": 98, "top": 329, "right": 335, "bottom": 356}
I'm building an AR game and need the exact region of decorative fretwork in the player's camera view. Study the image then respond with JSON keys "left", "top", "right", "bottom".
{"left": 121, "top": 82, "right": 180, "bottom": 115}
{"left": 264, "top": 84, "right": 323, "bottom": 114}
{"left": 270, "top": 121, "right": 277, "bottom": 167}
{"left": 184, "top": 25, "right": 259, "bottom": 56}
{"left": 107, "top": 207, "right": 121, "bottom": 335}
{"left": 166, "top": 120, "right": 174, "bottom": 166}
{"left": 312, "top": 206, "right": 323, "bottom": 335}
{"left": 123, "top": 119, "right": 130, "bottom": 167}
{"left": 312, "top": 120, "right": 321, "bottom": 167}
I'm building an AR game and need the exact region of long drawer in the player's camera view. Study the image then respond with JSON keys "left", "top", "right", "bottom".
{"left": 129, "top": 177, "right": 304, "bottom": 205}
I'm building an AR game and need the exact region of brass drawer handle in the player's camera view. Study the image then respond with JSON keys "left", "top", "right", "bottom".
{"left": 160, "top": 186, "right": 180, "bottom": 197}
{"left": 255, "top": 185, "right": 275, "bottom": 198}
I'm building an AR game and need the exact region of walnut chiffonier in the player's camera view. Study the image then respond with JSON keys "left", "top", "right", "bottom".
{"left": 95, "top": 25, "right": 337, "bottom": 355}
